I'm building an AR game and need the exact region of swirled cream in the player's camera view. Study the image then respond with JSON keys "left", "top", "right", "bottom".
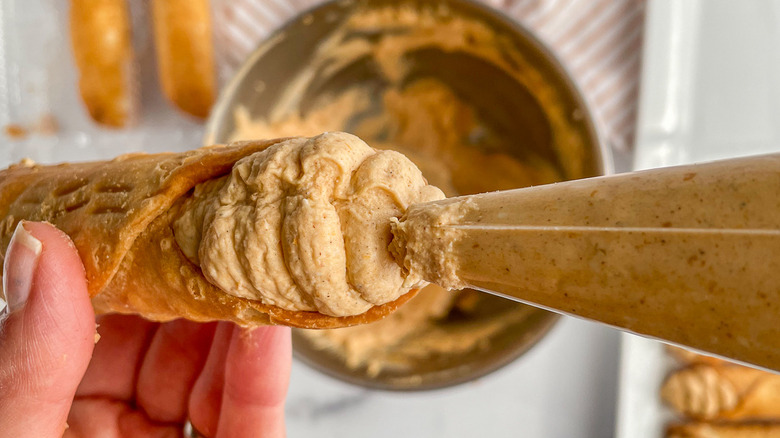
{"left": 173, "top": 132, "right": 445, "bottom": 317}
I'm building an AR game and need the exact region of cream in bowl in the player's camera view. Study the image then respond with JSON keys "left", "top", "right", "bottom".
{"left": 205, "top": 0, "right": 607, "bottom": 390}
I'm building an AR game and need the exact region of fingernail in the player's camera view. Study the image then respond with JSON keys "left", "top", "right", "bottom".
{"left": 3, "top": 221, "right": 42, "bottom": 312}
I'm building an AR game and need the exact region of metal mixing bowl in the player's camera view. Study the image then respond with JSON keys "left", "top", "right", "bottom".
{"left": 205, "top": 0, "right": 610, "bottom": 390}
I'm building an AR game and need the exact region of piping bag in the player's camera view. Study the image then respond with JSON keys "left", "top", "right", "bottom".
{"left": 390, "top": 154, "right": 780, "bottom": 371}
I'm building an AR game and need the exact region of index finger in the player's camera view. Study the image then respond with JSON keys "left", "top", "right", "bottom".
{"left": 216, "top": 325, "right": 291, "bottom": 438}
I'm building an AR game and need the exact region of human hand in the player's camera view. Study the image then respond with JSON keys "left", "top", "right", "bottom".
{"left": 0, "top": 221, "right": 292, "bottom": 438}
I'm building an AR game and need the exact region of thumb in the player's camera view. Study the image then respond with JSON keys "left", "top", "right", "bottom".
{"left": 0, "top": 221, "right": 96, "bottom": 437}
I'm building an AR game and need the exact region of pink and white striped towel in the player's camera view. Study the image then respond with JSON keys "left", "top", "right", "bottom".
{"left": 212, "top": 0, "right": 644, "bottom": 151}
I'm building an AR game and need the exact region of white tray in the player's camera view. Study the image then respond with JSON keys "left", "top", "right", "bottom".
{"left": 616, "top": 1, "right": 780, "bottom": 437}
{"left": 0, "top": 0, "right": 208, "bottom": 168}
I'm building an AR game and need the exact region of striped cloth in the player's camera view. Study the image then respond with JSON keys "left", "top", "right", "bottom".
{"left": 212, "top": 0, "right": 644, "bottom": 151}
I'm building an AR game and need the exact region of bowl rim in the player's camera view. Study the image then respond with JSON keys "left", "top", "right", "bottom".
{"left": 204, "top": 0, "right": 613, "bottom": 176}
{"left": 291, "top": 311, "right": 562, "bottom": 392}
{"left": 203, "top": 0, "right": 614, "bottom": 391}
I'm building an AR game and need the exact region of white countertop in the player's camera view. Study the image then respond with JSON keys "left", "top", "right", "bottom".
{"left": 287, "top": 318, "right": 622, "bottom": 438}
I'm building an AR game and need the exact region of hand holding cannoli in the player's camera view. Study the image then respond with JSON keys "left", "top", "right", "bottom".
{"left": 0, "top": 222, "right": 292, "bottom": 436}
